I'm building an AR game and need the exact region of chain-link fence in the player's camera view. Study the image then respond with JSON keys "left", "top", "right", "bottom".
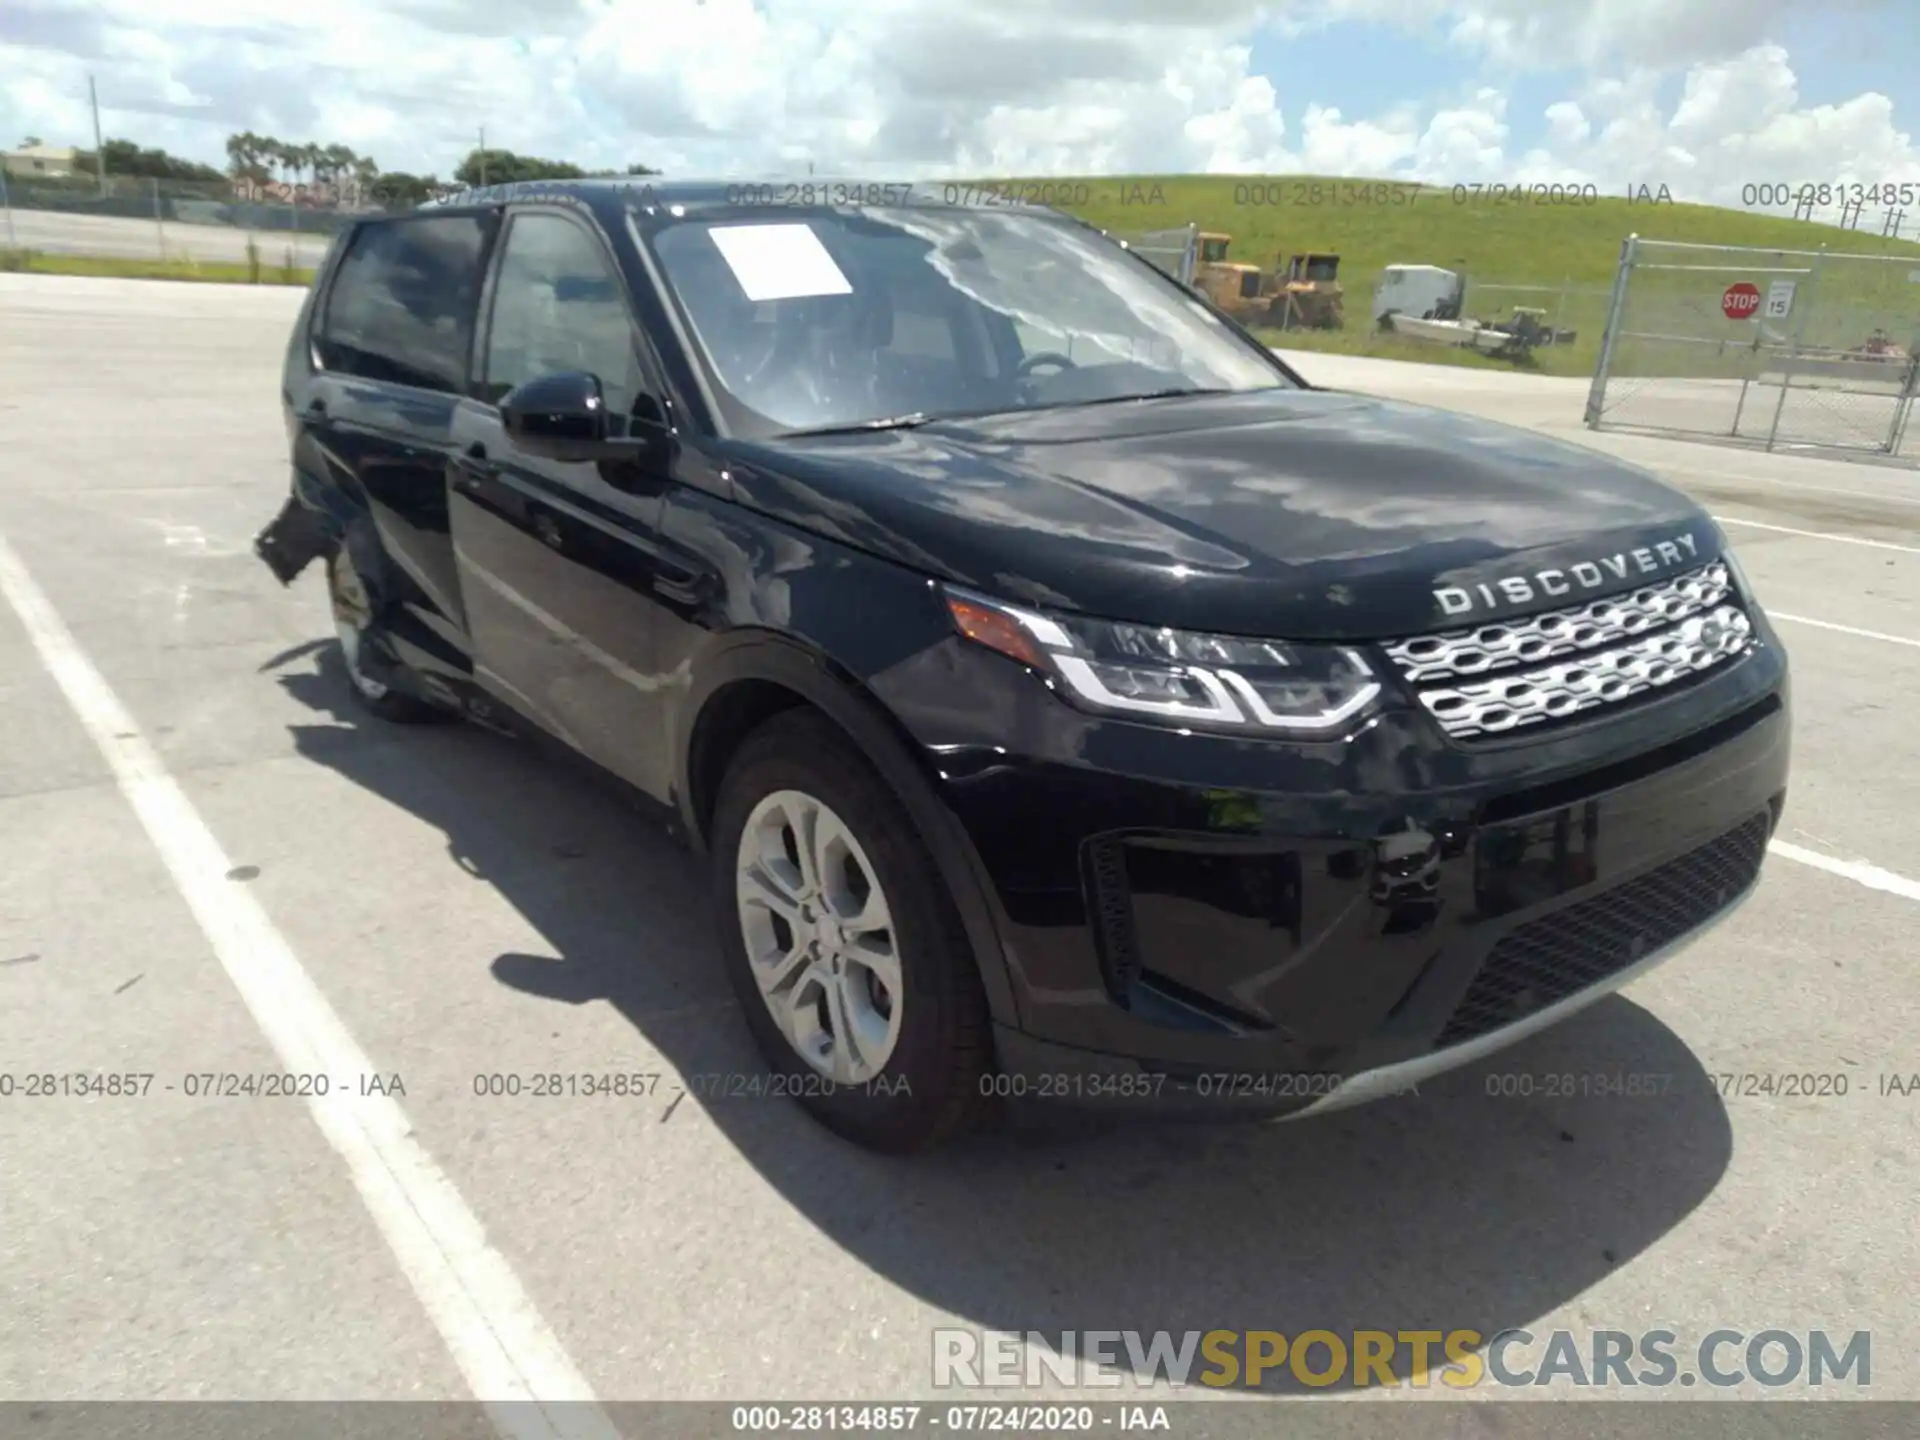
{"left": 1113, "top": 224, "right": 1198, "bottom": 286}
{"left": 1585, "top": 236, "right": 1920, "bottom": 463}
{"left": 0, "top": 172, "right": 433, "bottom": 273}
{"left": 9, "top": 179, "right": 1213, "bottom": 290}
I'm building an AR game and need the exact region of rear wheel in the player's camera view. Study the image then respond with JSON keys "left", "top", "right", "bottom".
{"left": 326, "top": 550, "right": 444, "bottom": 724}
{"left": 710, "top": 709, "right": 990, "bottom": 1152}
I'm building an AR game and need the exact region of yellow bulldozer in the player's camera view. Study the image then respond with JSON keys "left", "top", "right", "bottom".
{"left": 1191, "top": 233, "right": 1345, "bottom": 330}
{"left": 1274, "top": 251, "right": 1345, "bottom": 329}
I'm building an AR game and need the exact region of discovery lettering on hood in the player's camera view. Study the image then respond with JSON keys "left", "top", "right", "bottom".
{"left": 1434, "top": 531, "right": 1703, "bottom": 619}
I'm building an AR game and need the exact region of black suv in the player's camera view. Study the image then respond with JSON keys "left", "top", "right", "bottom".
{"left": 256, "top": 178, "right": 1790, "bottom": 1152}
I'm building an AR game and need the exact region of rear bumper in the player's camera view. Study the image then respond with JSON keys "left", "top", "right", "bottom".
{"left": 876, "top": 631, "right": 1791, "bottom": 1119}
{"left": 252, "top": 487, "right": 335, "bottom": 586}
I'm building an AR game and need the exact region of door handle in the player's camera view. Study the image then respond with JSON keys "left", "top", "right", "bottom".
{"left": 452, "top": 441, "right": 499, "bottom": 493}
{"left": 304, "top": 398, "right": 328, "bottom": 420}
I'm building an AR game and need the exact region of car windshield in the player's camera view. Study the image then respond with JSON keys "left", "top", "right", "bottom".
{"left": 644, "top": 207, "right": 1293, "bottom": 437}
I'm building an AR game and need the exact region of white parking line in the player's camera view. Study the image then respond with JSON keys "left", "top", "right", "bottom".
{"left": 1668, "top": 466, "right": 1920, "bottom": 511}
{"left": 0, "top": 533, "right": 618, "bottom": 1440}
{"left": 1768, "top": 612, "right": 1920, "bottom": 650}
{"left": 1770, "top": 841, "right": 1920, "bottom": 904}
{"left": 1714, "top": 515, "right": 1920, "bottom": 556}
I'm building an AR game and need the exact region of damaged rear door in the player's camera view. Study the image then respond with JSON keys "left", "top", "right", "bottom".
{"left": 277, "top": 208, "right": 501, "bottom": 663}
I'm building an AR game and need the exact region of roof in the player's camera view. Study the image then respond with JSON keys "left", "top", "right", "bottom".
{"left": 420, "top": 176, "right": 1060, "bottom": 216}
{"left": 5, "top": 143, "right": 79, "bottom": 160}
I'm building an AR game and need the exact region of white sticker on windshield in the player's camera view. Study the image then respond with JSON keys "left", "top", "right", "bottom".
{"left": 708, "top": 223, "right": 853, "bottom": 303}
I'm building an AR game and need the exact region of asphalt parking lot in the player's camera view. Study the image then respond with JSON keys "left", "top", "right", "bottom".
{"left": 2, "top": 273, "right": 1917, "bottom": 1413}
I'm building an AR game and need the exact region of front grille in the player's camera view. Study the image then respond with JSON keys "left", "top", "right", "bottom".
{"left": 1435, "top": 811, "right": 1770, "bottom": 1048}
{"left": 1384, "top": 562, "right": 1758, "bottom": 741}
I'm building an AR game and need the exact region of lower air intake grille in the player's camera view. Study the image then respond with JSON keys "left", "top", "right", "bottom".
{"left": 1436, "top": 811, "right": 1770, "bottom": 1049}
{"left": 1084, "top": 836, "right": 1142, "bottom": 1003}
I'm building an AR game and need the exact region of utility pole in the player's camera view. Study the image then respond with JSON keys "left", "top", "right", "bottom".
{"left": 88, "top": 74, "right": 106, "bottom": 196}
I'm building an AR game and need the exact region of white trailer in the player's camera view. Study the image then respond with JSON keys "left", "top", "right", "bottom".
{"left": 1373, "top": 265, "right": 1464, "bottom": 327}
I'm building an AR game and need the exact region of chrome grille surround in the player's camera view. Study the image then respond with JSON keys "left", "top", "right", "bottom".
{"left": 1385, "top": 562, "right": 1758, "bottom": 741}
{"left": 1384, "top": 562, "right": 1735, "bottom": 683}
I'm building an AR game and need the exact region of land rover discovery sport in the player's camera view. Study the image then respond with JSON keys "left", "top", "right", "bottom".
{"left": 255, "top": 179, "right": 1790, "bottom": 1152}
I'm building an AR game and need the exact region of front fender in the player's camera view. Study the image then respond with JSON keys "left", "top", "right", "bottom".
{"left": 676, "top": 630, "right": 1025, "bottom": 1031}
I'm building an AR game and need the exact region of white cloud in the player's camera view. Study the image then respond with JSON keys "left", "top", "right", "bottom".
{"left": 0, "top": 0, "right": 1912, "bottom": 228}
{"left": 1412, "top": 88, "right": 1511, "bottom": 178}
{"left": 1543, "top": 101, "right": 1591, "bottom": 151}
{"left": 1286, "top": 0, "right": 1895, "bottom": 71}
{"left": 1297, "top": 104, "right": 1419, "bottom": 177}
{"left": 1500, "top": 46, "right": 1918, "bottom": 212}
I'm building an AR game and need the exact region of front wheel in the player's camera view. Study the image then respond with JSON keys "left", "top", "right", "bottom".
{"left": 710, "top": 709, "right": 990, "bottom": 1152}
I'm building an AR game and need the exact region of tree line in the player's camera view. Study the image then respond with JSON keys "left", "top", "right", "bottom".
{"left": 14, "top": 130, "right": 658, "bottom": 207}
{"left": 226, "top": 131, "right": 660, "bottom": 205}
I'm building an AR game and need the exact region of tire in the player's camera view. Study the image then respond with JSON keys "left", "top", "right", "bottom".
{"left": 710, "top": 708, "right": 991, "bottom": 1152}
{"left": 326, "top": 549, "right": 446, "bottom": 725}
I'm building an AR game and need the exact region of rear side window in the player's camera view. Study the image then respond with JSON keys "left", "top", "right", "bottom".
{"left": 317, "top": 215, "right": 491, "bottom": 393}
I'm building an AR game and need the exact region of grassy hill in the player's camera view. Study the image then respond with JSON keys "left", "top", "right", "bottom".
{"left": 985, "top": 174, "right": 1920, "bottom": 375}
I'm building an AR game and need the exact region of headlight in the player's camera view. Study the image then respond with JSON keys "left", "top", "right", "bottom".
{"left": 1719, "top": 542, "right": 1759, "bottom": 603}
{"left": 943, "top": 586, "right": 1382, "bottom": 734}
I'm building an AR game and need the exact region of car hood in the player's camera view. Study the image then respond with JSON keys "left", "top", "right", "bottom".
{"left": 723, "top": 387, "right": 1722, "bottom": 640}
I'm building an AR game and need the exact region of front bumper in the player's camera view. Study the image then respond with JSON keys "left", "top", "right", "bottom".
{"left": 873, "top": 621, "right": 1790, "bottom": 1119}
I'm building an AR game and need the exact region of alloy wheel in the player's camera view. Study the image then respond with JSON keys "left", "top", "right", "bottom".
{"left": 734, "top": 788, "right": 903, "bottom": 1085}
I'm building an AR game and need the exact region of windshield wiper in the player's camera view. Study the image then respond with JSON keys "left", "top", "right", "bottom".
{"left": 781, "top": 412, "right": 939, "bottom": 437}
{"left": 779, "top": 389, "right": 1232, "bottom": 438}
{"left": 1064, "top": 386, "right": 1235, "bottom": 409}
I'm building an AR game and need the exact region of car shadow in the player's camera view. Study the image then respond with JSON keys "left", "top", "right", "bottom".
{"left": 273, "top": 645, "right": 1735, "bottom": 1395}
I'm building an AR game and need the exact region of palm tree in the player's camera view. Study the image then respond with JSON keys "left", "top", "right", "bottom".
{"left": 224, "top": 131, "right": 252, "bottom": 176}
{"left": 348, "top": 155, "right": 379, "bottom": 207}
{"left": 322, "top": 143, "right": 356, "bottom": 201}
{"left": 225, "top": 131, "right": 270, "bottom": 197}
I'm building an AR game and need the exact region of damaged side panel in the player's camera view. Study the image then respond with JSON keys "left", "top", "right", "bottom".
{"left": 256, "top": 233, "right": 352, "bottom": 588}
{"left": 253, "top": 490, "right": 334, "bottom": 586}
{"left": 258, "top": 207, "right": 504, "bottom": 729}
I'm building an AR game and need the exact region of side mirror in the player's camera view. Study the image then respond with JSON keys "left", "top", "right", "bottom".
{"left": 501, "top": 371, "right": 613, "bottom": 463}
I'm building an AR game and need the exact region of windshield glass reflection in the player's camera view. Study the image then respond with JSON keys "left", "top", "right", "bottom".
{"left": 647, "top": 207, "right": 1291, "bottom": 436}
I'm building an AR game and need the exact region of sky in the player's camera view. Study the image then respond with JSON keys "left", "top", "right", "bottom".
{"left": 1, "top": 0, "right": 1917, "bottom": 221}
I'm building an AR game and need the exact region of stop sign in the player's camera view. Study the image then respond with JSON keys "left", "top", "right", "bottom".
{"left": 1723, "top": 282, "right": 1762, "bottom": 320}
